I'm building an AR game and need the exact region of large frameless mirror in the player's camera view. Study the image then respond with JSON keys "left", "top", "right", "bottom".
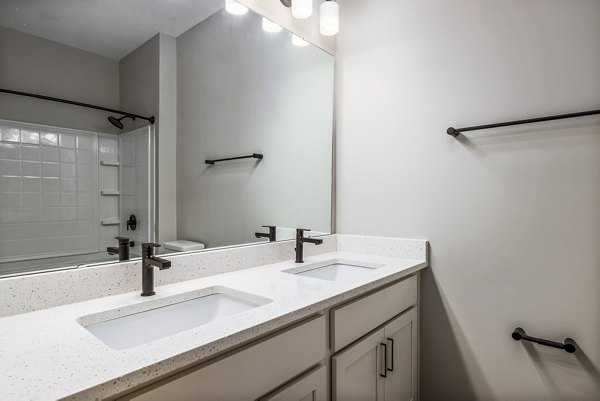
{"left": 0, "top": 0, "right": 334, "bottom": 277}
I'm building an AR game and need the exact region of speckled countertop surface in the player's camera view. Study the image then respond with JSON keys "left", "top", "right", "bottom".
{"left": 0, "top": 249, "right": 427, "bottom": 401}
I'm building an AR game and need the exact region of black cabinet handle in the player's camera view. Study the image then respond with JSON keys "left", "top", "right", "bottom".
{"left": 379, "top": 343, "right": 388, "bottom": 378}
{"left": 386, "top": 338, "right": 394, "bottom": 372}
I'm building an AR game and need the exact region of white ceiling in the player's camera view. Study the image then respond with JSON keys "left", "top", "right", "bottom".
{"left": 0, "top": 0, "right": 224, "bottom": 60}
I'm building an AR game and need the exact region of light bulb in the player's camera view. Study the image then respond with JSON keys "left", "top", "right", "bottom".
{"left": 292, "top": 34, "right": 309, "bottom": 47}
{"left": 262, "top": 17, "right": 283, "bottom": 33}
{"left": 225, "top": 0, "right": 248, "bottom": 15}
{"left": 292, "top": 0, "right": 313, "bottom": 20}
{"left": 320, "top": 0, "right": 339, "bottom": 36}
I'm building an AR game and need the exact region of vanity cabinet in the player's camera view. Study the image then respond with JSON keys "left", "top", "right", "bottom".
{"left": 331, "top": 306, "right": 418, "bottom": 401}
{"left": 118, "top": 275, "right": 419, "bottom": 401}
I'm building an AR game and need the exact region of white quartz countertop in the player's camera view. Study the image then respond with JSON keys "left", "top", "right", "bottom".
{"left": 0, "top": 251, "right": 427, "bottom": 401}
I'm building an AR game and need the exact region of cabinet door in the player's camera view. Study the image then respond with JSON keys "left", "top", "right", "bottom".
{"left": 383, "top": 308, "right": 418, "bottom": 401}
{"left": 332, "top": 328, "right": 385, "bottom": 401}
{"left": 260, "top": 365, "right": 327, "bottom": 401}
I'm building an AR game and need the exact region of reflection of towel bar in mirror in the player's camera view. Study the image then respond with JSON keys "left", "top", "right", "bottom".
{"left": 205, "top": 153, "right": 264, "bottom": 165}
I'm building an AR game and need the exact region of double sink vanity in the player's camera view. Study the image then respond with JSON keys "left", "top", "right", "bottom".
{"left": 0, "top": 235, "right": 428, "bottom": 400}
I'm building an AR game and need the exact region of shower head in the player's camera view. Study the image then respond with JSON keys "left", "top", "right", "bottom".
{"left": 108, "top": 116, "right": 124, "bottom": 129}
{"left": 108, "top": 115, "right": 135, "bottom": 129}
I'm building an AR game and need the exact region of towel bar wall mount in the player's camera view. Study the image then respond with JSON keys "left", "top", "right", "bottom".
{"left": 512, "top": 327, "right": 576, "bottom": 354}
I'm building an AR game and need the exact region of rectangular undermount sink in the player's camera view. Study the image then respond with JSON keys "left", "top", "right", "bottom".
{"left": 284, "top": 259, "right": 384, "bottom": 282}
{"left": 79, "top": 287, "right": 271, "bottom": 350}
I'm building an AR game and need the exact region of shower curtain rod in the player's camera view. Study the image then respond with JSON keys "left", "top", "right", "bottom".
{"left": 0, "top": 88, "right": 155, "bottom": 124}
{"left": 447, "top": 108, "right": 600, "bottom": 138}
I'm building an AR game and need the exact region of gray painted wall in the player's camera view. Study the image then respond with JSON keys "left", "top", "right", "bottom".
{"left": 336, "top": 0, "right": 600, "bottom": 400}
{"left": 0, "top": 26, "right": 119, "bottom": 133}
{"left": 157, "top": 34, "right": 178, "bottom": 244}
{"left": 177, "top": 9, "right": 333, "bottom": 248}
{"left": 119, "top": 35, "right": 160, "bottom": 131}
{"left": 119, "top": 33, "right": 178, "bottom": 244}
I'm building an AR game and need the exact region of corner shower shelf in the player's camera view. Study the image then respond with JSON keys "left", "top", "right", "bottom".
{"left": 100, "top": 160, "right": 120, "bottom": 167}
{"left": 101, "top": 219, "right": 120, "bottom": 226}
{"left": 100, "top": 190, "right": 120, "bottom": 196}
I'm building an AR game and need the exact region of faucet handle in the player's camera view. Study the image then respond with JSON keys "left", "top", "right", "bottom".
{"left": 296, "top": 228, "right": 311, "bottom": 236}
{"left": 115, "top": 237, "right": 134, "bottom": 247}
{"left": 142, "top": 243, "right": 161, "bottom": 256}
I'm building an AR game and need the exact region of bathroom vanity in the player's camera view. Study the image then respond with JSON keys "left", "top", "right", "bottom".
{"left": 121, "top": 275, "right": 418, "bottom": 401}
{"left": 0, "top": 235, "right": 427, "bottom": 401}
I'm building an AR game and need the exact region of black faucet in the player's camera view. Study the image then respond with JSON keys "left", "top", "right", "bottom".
{"left": 141, "top": 243, "right": 172, "bottom": 296}
{"left": 295, "top": 229, "right": 323, "bottom": 263}
{"left": 107, "top": 237, "right": 134, "bottom": 261}
{"left": 255, "top": 225, "right": 277, "bottom": 242}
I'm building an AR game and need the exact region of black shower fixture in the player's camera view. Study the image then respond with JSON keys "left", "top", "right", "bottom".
{"left": 108, "top": 115, "right": 135, "bottom": 129}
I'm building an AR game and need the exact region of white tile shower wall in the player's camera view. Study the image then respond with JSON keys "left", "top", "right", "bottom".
{"left": 0, "top": 120, "right": 99, "bottom": 263}
{"left": 119, "top": 126, "right": 153, "bottom": 256}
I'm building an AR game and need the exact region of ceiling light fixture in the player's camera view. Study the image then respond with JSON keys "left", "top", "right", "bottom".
{"left": 225, "top": 0, "right": 248, "bottom": 16}
{"left": 320, "top": 0, "right": 339, "bottom": 36}
{"left": 292, "top": 0, "right": 313, "bottom": 20}
{"left": 280, "top": 0, "right": 339, "bottom": 36}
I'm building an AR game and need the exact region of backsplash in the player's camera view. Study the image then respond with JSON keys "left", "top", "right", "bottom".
{"left": 0, "top": 235, "right": 428, "bottom": 317}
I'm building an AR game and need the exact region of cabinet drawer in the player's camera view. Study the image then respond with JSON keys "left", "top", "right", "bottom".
{"left": 259, "top": 365, "right": 327, "bottom": 401}
{"left": 330, "top": 275, "right": 417, "bottom": 352}
{"left": 123, "top": 315, "right": 326, "bottom": 401}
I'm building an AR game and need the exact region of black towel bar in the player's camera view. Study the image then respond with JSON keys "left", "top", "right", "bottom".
{"left": 448, "top": 108, "right": 600, "bottom": 137}
{"left": 512, "top": 327, "right": 576, "bottom": 354}
{"left": 205, "top": 153, "right": 263, "bottom": 165}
